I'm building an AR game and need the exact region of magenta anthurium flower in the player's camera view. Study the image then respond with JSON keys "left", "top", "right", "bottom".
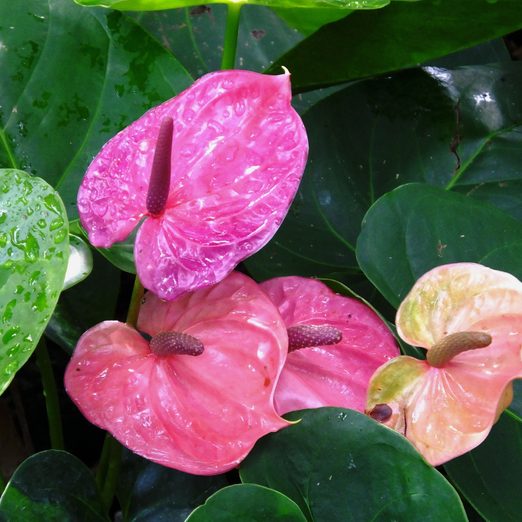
{"left": 366, "top": 263, "right": 522, "bottom": 466}
{"left": 64, "top": 272, "right": 290, "bottom": 475}
{"left": 78, "top": 70, "right": 308, "bottom": 300}
{"left": 259, "top": 277, "right": 399, "bottom": 415}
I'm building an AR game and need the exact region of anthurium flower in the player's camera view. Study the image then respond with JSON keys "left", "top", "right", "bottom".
{"left": 64, "top": 272, "right": 289, "bottom": 475}
{"left": 78, "top": 70, "right": 308, "bottom": 300}
{"left": 366, "top": 263, "right": 522, "bottom": 466}
{"left": 260, "top": 277, "right": 399, "bottom": 415}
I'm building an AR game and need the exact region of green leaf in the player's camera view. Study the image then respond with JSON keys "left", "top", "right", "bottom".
{"left": 132, "top": 5, "right": 303, "bottom": 77}
{"left": 118, "top": 450, "right": 227, "bottom": 521}
{"left": 0, "top": 450, "right": 107, "bottom": 522}
{"left": 63, "top": 234, "right": 93, "bottom": 290}
{"left": 356, "top": 183, "right": 522, "bottom": 307}
{"left": 445, "top": 413, "right": 522, "bottom": 522}
{"left": 240, "top": 408, "right": 467, "bottom": 522}
{"left": 272, "top": 8, "right": 351, "bottom": 36}
{"left": 75, "top": 0, "right": 419, "bottom": 12}
{"left": 268, "top": 0, "right": 522, "bottom": 91}
{"left": 186, "top": 484, "right": 307, "bottom": 522}
{"left": 0, "top": 0, "right": 192, "bottom": 218}
{"left": 0, "top": 169, "right": 69, "bottom": 395}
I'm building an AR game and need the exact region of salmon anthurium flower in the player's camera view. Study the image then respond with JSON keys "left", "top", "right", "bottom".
{"left": 366, "top": 263, "right": 522, "bottom": 466}
{"left": 260, "top": 277, "right": 399, "bottom": 415}
{"left": 64, "top": 272, "right": 289, "bottom": 475}
{"left": 77, "top": 70, "right": 308, "bottom": 301}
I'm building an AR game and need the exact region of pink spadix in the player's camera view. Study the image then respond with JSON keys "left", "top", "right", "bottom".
{"left": 77, "top": 70, "right": 308, "bottom": 301}
{"left": 260, "top": 276, "right": 399, "bottom": 416}
{"left": 65, "top": 272, "right": 289, "bottom": 475}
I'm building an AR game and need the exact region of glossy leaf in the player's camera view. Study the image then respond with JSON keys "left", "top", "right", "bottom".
{"left": 118, "top": 450, "right": 227, "bottom": 521}
{"left": 356, "top": 183, "right": 522, "bottom": 308}
{"left": 0, "top": 450, "right": 107, "bottom": 521}
{"left": 240, "top": 408, "right": 466, "bottom": 521}
{"left": 0, "top": 0, "right": 192, "bottom": 218}
{"left": 62, "top": 234, "right": 93, "bottom": 290}
{"left": 445, "top": 413, "right": 522, "bottom": 522}
{"left": 269, "top": 0, "right": 522, "bottom": 91}
{"left": 75, "top": 0, "right": 418, "bottom": 12}
{"left": 186, "top": 484, "right": 307, "bottom": 522}
{"left": 0, "top": 169, "right": 69, "bottom": 395}
{"left": 246, "top": 63, "right": 522, "bottom": 282}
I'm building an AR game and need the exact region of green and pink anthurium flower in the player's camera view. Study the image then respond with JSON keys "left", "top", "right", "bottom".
{"left": 77, "top": 69, "right": 308, "bottom": 301}
{"left": 366, "top": 263, "right": 522, "bottom": 466}
{"left": 260, "top": 277, "right": 399, "bottom": 415}
{"left": 64, "top": 272, "right": 290, "bottom": 475}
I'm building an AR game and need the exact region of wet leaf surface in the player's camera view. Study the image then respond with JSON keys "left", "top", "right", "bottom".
{"left": 0, "top": 169, "right": 69, "bottom": 395}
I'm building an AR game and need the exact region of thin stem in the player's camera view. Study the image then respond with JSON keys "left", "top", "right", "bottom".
{"left": 96, "top": 433, "right": 112, "bottom": 490}
{"left": 100, "top": 435, "right": 122, "bottom": 512}
{"left": 220, "top": 3, "right": 242, "bottom": 70}
{"left": 35, "top": 338, "right": 64, "bottom": 450}
{"left": 126, "top": 277, "right": 144, "bottom": 327}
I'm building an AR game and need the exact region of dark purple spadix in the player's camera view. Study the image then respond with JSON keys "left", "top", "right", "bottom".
{"left": 149, "top": 331, "right": 204, "bottom": 357}
{"left": 146, "top": 117, "right": 174, "bottom": 216}
{"left": 287, "top": 324, "right": 342, "bottom": 352}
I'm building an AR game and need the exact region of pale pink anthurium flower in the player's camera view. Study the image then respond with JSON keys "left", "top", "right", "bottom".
{"left": 366, "top": 263, "right": 522, "bottom": 466}
{"left": 64, "top": 272, "right": 290, "bottom": 475}
{"left": 260, "top": 277, "right": 399, "bottom": 415}
{"left": 77, "top": 70, "right": 308, "bottom": 300}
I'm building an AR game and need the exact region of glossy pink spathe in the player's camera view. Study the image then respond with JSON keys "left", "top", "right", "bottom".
{"left": 64, "top": 272, "right": 289, "bottom": 475}
{"left": 260, "top": 277, "right": 399, "bottom": 415}
{"left": 78, "top": 70, "right": 308, "bottom": 300}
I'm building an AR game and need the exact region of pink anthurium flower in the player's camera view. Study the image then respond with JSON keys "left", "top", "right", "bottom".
{"left": 64, "top": 272, "right": 289, "bottom": 475}
{"left": 366, "top": 263, "right": 522, "bottom": 466}
{"left": 78, "top": 70, "right": 308, "bottom": 300}
{"left": 260, "top": 277, "right": 399, "bottom": 415}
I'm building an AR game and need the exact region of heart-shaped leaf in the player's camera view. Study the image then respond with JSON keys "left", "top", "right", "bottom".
{"left": 356, "top": 183, "right": 522, "bottom": 307}
{"left": 268, "top": 0, "right": 522, "bottom": 91}
{"left": 0, "top": 169, "right": 69, "bottom": 395}
{"left": 444, "top": 413, "right": 522, "bottom": 522}
{"left": 241, "top": 408, "right": 466, "bottom": 521}
{"left": 0, "top": 450, "right": 107, "bottom": 521}
{"left": 186, "top": 484, "right": 307, "bottom": 521}
{"left": 118, "top": 450, "right": 227, "bottom": 521}
{"left": 0, "top": 0, "right": 192, "bottom": 218}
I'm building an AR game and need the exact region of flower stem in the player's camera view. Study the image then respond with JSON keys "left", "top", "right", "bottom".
{"left": 126, "top": 276, "right": 145, "bottom": 327}
{"left": 220, "top": 3, "right": 242, "bottom": 70}
{"left": 100, "top": 435, "right": 122, "bottom": 512}
{"left": 96, "top": 433, "right": 111, "bottom": 490}
{"left": 35, "top": 338, "right": 64, "bottom": 450}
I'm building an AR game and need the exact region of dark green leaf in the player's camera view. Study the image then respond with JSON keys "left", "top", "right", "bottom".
{"left": 0, "top": 450, "right": 107, "bottom": 522}
{"left": 118, "top": 450, "right": 228, "bottom": 521}
{"left": 185, "top": 484, "right": 307, "bottom": 522}
{"left": 445, "top": 414, "right": 522, "bottom": 522}
{"left": 0, "top": 169, "right": 69, "bottom": 395}
{"left": 240, "top": 408, "right": 466, "bottom": 522}
{"left": 272, "top": 8, "right": 351, "bottom": 36}
{"left": 0, "top": 0, "right": 192, "bottom": 218}
{"left": 269, "top": 0, "right": 522, "bottom": 91}
{"left": 132, "top": 5, "right": 303, "bottom": 77}
{"left": 356, "top": 183, "right": 522, "bottom": 307}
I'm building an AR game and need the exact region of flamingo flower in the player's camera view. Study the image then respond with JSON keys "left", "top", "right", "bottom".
{"left": 64, "top": 272, "right": 289, "bottom": 475}
{"left": 366, "top": 263, "right": 522, "bottom": 466}
{"left": 260, "top": 277, "right": 399, "bottom": 415}
{"left": 77, "top": 70, "right": 308, "bottom": 300}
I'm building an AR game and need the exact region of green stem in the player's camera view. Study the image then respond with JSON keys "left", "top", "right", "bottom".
{"left": 100, "top": 435, "right": 122, "bottom": 512}
{"left": 35, "top": 338, "right": 64, "bottom": 450}
{"left": 96, "top": 433, "right": 112, "bottom": 490}
{"left": 220, "top": 3, "right": 242, "bottom": 70}
{"left": 126, "top": 276, "right": 144, "bottom": 327}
